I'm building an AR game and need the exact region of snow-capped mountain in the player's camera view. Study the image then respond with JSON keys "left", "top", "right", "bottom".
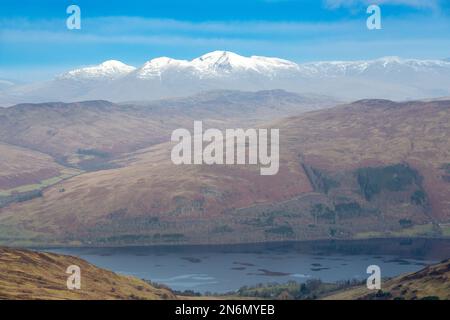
{"left": 132, "top": 51, "right": 299, "bottom": 80}
{"left": 2, "top": 51, "right": 450, "bottom": 105}
{"left": 302, "top": 56, "right": 450, "bottom": 77}
{"left": 58, "top": 60, "right": 136, "bottom": 81}
{"left": 189, "top": 51, "right": 299, "bottom": 77}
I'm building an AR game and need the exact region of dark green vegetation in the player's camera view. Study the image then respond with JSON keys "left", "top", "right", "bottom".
{"left": 303, "top": 164, "right": 427, "bottom": 227}
{"left": 440, "top": 163, "right": 450, "bottom": 183}
{"left": 90, "top": 233, "right": 186, "bottom": 246}
{"left": 76, "top": 148, "right": 110, "bottom": 159}
{"left": 236, "top": 279, "right": 362, "bottom": 300}
{"left": 265, "top": 225, "right": 295, "bottom": 237}
{"left": 303, "top": 165, "right": 340, "bottom": 194}
{"left": 172, "top": 279, "right": 363, "bottom": 300}
{"left": 0, "top": 190, "right": 43, "bottom": 208}
{"left": 356, "top": 164, "right": 423, "bottom": 201}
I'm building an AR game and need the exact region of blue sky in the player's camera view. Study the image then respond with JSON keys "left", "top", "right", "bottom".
{"left": 1, "top": 0, "right": 449, "bottom": 81}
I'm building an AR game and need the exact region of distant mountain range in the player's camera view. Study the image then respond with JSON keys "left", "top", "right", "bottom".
{"left": 2, "top": 51, "right": 450, "bottom": 105}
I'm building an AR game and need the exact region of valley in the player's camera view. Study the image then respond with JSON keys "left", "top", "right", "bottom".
{"left": 2, "top": 0, "right": 449, "bottom": 303}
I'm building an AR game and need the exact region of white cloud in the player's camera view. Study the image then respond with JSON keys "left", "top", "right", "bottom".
{"left": 325, "top": 0, "right": 441, "bottom": 10}
{"left": 0, "top": 17, "right": 358, "bottom": 37}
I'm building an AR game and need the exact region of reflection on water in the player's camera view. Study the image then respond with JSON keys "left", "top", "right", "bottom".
{"left": 44, "top": 239, "right": 450, "bottom": 293}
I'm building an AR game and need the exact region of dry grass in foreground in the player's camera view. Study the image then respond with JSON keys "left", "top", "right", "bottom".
{"left": 0, "top": 247, "right": 176, "bottom": 300}
{"left": 324, "top": 259, "right": 450, "bottom": 300}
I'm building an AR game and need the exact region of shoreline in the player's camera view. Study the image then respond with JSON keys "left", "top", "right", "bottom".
{"left": 14, "top": 236, "right": 450, "bottom": 250}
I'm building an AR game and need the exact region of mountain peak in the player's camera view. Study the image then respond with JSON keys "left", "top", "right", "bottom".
{"left": 6, "top": 53, "right": 450, "bottom": 105}
{"left": 99, "top": 60, "right": 132, "bottom": 68}
{"left": 137, "top": 57, "right": 191, "bottom": 79}
{"left": 192, "top": 51, "right": 248, "bottom": 73}
{"left": 376, "top": 56, "right": 402, "bottom": 62}
{"left": 143, "top": 57, "right": 190, "bottom": 67}
{"left": 59, "top": 60, "right": 136, "bottom": 81}
{"left": 191, "top": 51, "right": 298, "bottom": 75}
{"left": 196, "top": 50, "right": 243, "bottom": 62}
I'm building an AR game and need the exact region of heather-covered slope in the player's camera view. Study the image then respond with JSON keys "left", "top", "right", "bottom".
{"left": 0, "top": 247, "right": 175, "bottom": 300}
{"left": 1, "top": 99, "right": 449, "bottom": 246}
{"left": 0, "top": 90, "right": 331, "bottom": 164}
{"left": 0, "top": 90, "right": 330, "bottom": 214}
{"left": 325, "top": 259, "right": 450, "bottom": 300}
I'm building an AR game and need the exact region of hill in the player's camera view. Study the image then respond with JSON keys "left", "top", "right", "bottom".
{"left": 1, "top": 99, "right": 450, "bottom": 246}
{"left": 324, "top": 259, "right": 450, "bottom": 300}
{"left": 0, "top": 90, "right": 330, "bottom": 213}
{"left": 0, "top": 142, "right": 80, "bottom": 210}
{"left": 0, "top": 90, "right": 331, "bottom": 164}
{"left": 0, "top": 247, "right": 176, "bottom": 300}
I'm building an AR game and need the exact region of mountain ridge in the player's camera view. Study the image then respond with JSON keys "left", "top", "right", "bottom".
{"left": 58, "top": 60, "right": 136, "bottom": 81}
{"left": 2, "top": 51, "right": 450, "bottom": 105}
{"left": 58, "top": 52, "right": 450, "bottom": 81}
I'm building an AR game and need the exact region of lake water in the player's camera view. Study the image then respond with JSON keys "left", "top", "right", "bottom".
{"left": 45, "top": 239, "right": 450, "bottom": 293}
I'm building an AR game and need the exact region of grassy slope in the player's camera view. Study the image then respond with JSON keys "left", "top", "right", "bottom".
{"left": 324, "top": 258, "right": 450, "bottom": 300}
{"left": 0, "top": 247, "right": 176, "bottom": 300}
{"left": 0, "top": 142, "right": 78, "bottom": 192}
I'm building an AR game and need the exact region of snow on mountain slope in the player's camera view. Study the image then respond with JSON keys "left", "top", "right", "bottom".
{"left": 58, "top": 60, "right": 136, "bottom": 81}
{"left": 302, "top": 56, "right": 450, "bottom": 77}
{"left": 133, "top": 51, "right": 299, "bottom": 80}
{"left": 190, "top": 51, "right": 299, "bottom": 77}
{"left": 55, "top": 54, "right": 450, "bottom": 82}
{"left": 2, "top": 52, "right": 450, "bottom": 105}
{"left": 136, "top": 57, "right": 193, "bottom": 79}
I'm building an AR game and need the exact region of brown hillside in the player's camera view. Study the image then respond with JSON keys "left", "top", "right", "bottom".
{"left": 0, "top": 247, "right": 176, "bottom": 300}
{"left": 0, "top": 91, "right": 330, "bottom": 164}
{"left": 324, "top": 258, "right": 450, "bottom": 300}
{"left": 0, "top": 143, "right": 70, "bottom": 190}
{"left": 0, "top": 99, "right": 450, "bottom": 245}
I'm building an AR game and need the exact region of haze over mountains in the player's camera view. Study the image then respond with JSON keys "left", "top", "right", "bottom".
{"left": 2, "top": 51, "right": 450, "bottom": 105}
{"left": 0, "top": 80, "right": 14, "bottom": 91}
